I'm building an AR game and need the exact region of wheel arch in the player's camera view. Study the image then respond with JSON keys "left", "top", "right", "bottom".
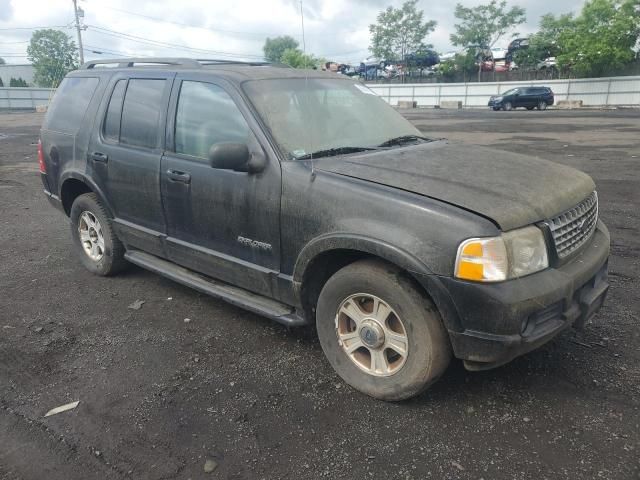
{"left": 293, "top": 234, "right": 457, "bottom": 327}
{"left": 59, "top": 172, "right": 113, "bottom": 217}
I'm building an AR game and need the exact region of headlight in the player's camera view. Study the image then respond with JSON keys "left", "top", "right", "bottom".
{"left": 494, "top": 96, "right": 503, "bottom": 101}
{"left": 455, "top": 226, "right": 548, "bottom": 282}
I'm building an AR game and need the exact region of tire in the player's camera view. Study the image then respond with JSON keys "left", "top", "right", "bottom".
{"left": 70, "top": 193, "right": 127, "bottom": 276}
{"left": 503, "top": 102, "right": 513, "bottom": 111}
{"left": 316, "top": 259, "right": 451, "bottom": 401}
{"left": 538, "top": 101, "right": 547, "bottom": 110}
{"left": 526, "top": 106, "right": 534, "bottom": 110}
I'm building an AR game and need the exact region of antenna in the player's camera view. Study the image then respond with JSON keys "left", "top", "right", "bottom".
{"left": 300, "top": 0, "right": 316, "bottom": 180}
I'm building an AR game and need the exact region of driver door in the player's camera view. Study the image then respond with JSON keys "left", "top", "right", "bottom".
{"left": 160, "top": 76, "right": 282, "bottom": 297}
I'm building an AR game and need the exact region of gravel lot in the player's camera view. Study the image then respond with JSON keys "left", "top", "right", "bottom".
{"left": 1, "top": 109, "right": 639, "bottom": 480}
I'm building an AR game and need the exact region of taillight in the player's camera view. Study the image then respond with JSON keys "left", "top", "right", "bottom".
{"left": 37, "top": 139, "right": 46, "bottom": 173}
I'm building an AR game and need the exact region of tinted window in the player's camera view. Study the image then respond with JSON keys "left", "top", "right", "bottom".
{"left": 120, "top": 79, "right": 165, "bottom": 149}
{"left": 44, "top": 77, "right": 99, "bottom": 133}
{"left": 175, "top": 81, "right": 249, "bottom": 159}
{"left": 103, "top": 79, "right": 126, "bottom": 142}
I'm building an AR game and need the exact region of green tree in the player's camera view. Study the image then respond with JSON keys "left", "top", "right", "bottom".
{"left": 27, "top": 29, "right": 78, "bottom": 88}
{"left": 10, "top": 77, "right": 28, "bottom": 87}
{"left": 263, "top": 35, "right": 299, "bottom": 63}
{"left": 557, "top": 0, "right": 640, "bottom": 77}
{"left": 438, "top": 51, "right": 478, "bottom": 81}
{"left": 369, "top": 0, "right": 437, "bottom": 62}
{"left": 513, "top": 13, "right": 574, "bottom": 70}
{"left": 450, "top": 0, "right": 526, "bottom": 79}
{"left": 280, "top": 48, "right": 320, "bottom": 69}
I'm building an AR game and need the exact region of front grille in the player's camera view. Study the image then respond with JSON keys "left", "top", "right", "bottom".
{"left": 548, "top": 191, "right": 598, "bottom": 258}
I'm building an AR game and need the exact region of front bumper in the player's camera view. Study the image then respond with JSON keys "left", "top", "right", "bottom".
{"left": 441, "top": 221, "right": 610, "bottom": 370}
{"left": 488, "top": 99, "right": 503, "bottom": 108}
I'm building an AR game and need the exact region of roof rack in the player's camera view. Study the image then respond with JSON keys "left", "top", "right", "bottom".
{"left": 80, "top": 57, "right": 276, "bottom": 69}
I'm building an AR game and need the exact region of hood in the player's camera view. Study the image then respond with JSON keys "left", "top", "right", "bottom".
{"left": 315, "top": 140, "right": 595, "bottom": 231}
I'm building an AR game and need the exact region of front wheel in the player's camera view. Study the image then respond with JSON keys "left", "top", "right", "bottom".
{"left": 503, "top": 102, "right": 513, "bottom": 111}
{"left": 316, "top": 259, "right": 451, "bottom": 401}
{"left": 70, "top": 193, "right": 127, "bottom": 276}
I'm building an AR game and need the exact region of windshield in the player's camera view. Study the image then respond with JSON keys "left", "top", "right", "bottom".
{"left": 243, "top": 78, "right": 422, "bottom": 159}
{"left": 502, "top": 88, "right": 519, "bottom": 96}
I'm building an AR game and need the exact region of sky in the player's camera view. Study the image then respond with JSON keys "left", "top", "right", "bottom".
{"left": 0, "top": 0, "right": 586, "bottom": 65}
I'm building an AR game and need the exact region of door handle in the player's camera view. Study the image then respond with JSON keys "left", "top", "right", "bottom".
{"left": 90, "top": 151, "right": 108, "bottom": 163}
{"left": 166, "top": 169, "right": 191, "bottom": 184}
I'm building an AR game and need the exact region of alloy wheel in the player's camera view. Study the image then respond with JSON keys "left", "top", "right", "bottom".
{"left": 78, "top": 211, "right": 105, "bottom": 261}
{"left": 335, "top": 293, "right": 409, "bottom": 377}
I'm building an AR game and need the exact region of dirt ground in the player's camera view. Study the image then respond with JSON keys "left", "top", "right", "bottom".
{"left": 1, "top": 109, "right": 638, "bottom": 480}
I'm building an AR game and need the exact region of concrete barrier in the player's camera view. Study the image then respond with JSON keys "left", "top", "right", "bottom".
{"left": 556, "top": 100, "right": 584, "bottom": 109}
{"left": 440, "top": 100, "right": 463, "bottom": 109}
{"left": 397, "top": 100, "right": 417, "bottom": 108}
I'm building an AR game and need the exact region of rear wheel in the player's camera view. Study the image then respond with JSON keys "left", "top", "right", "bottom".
{"left": 316, "top": 259, "right": 451, "bottom": 401}
{"left": 538, "top": 101, "right": 547, "bottom": 110}
{"left": 503, "top": 102, "right": 513, "bottom": 111}
{"left": 70, "top": 193, "right": 127, "bottom": 276}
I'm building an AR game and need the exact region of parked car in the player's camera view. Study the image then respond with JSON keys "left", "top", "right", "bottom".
{"left": 494, "top": 60, "right": 509, "bottom": 73}
{"left": 488, "top": 86, "right": 555, "bottom": 111}
{"left": 491, "top": 47, "right": 508, "bottom": 61}
{"left": 507, "top": 37, "right": 529, "bottom": 55}
{"left": 537, "top": 57, "right": 558, "bottom": 70}
{"left": 404, "top": 51, "right": 439, "bottom": 68}
{"left": 438, "top": 51, "right": 458, "bottom": 62}
{"left": 40, "top": 58, "right": 608, "bottom": 401}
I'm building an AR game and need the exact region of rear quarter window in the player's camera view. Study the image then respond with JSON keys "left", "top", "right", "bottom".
{"left": 43, "top": 77, "right": 100, "bottom": 134}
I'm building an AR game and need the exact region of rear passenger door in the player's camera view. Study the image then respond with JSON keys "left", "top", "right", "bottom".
{"left": 521, "top": 88, "right": 537, "bottom": 108}
{"left": 160, "top": 75, "right": 282, "bottom": 297}
{"left": 89, "top": 72, "right": 173, "bottom": 257}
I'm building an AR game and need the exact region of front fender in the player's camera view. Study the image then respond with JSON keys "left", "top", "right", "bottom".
{"left": 293, "top": 233, "right": 464, "bottom": 333}
{"left": 293, "top": 233, "right": 434, "bottom": 284}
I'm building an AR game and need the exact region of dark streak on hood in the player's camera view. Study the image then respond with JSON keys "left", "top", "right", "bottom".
{"left": 314, "top": 140, "right": 596, "bottom": 231}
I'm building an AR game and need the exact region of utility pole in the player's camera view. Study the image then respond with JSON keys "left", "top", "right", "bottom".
{"left": 72, "top": 0, "right": 85, "bottom": 64}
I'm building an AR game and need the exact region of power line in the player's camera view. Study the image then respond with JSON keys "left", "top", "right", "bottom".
{"left": 83, "top": 44, "right": 130, "bottom": 56}
{"left": 87, "top": 25, "right": 265, "bottom": 59}
{"left": 93, "top": 4, "right": 300, "bottom": 38}
{"left": 0, "top": 26, "right": 70, "bottom": 31}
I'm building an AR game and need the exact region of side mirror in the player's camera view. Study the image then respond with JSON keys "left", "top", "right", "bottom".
{"left": 208, "top": 142, "right": 265, "bottom": 173}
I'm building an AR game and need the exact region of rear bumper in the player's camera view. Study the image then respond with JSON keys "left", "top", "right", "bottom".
{"left": 43, "top": 189, "right": 64, "bottom": 214}
{"left": 439, "top": 221, "right": 610, "bottom": 370}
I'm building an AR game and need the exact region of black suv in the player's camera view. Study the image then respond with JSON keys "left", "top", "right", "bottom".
{"left": 40, "top": 58, "right": 609, "bottom": 401}
{"left": 488, "top": 86, "right": 554, "bottom": 111}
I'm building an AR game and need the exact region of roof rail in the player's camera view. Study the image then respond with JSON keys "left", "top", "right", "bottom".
{"left": 80, "top": 57, "right": 275, "bottom": 69}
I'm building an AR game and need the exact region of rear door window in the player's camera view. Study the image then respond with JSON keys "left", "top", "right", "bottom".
{"left": 174, "top": 81, "right": 249, "bottom": 159}
{"left": 120, "top": 79, "right": 166, "bottom": 149}
{"left": 44, "top": 77, "right": 99, "bottom": 134}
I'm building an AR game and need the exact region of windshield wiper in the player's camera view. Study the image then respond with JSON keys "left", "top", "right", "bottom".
{"left": 295, "top": 146, "right": 377, "bottom": 160}
{"left": 377, "top": 135, "right": 431, "bottom": 147}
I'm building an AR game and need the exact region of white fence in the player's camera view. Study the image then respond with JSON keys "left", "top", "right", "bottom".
{"left": 1, "top": 76, "right": 639, "bottom": 110}
{"left": 0, "top": 87, "right": 55, "bottom": 109}
{"left": 367, "top": 76, "right": 640, "bottom": 108}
